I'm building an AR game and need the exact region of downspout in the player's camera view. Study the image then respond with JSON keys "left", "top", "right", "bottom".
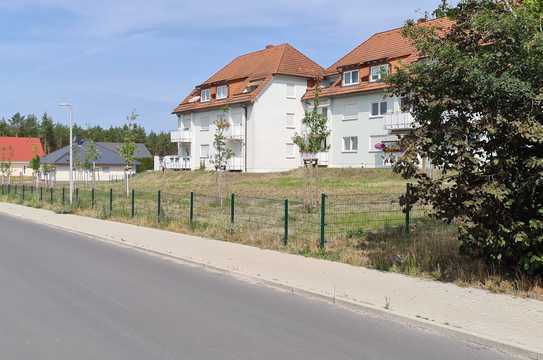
{"left": 242, "top": 104, "right": 248, "bottom": 173}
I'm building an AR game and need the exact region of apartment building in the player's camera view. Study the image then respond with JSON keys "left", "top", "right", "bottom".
{"left": 170, "top": 18, "right": 452, "bottom": 172}
{"left": 171, "top": 43, "right": 323, "bottom": 172}
{"left": 303, "top": 18, "right": 452, "bottom": 169}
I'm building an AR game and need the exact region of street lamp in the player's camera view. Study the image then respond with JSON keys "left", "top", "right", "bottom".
{"left": 58, "top": 103, "right": 74, "bottom": 205}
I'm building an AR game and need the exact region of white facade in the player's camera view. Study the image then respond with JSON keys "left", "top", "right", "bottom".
{"left": 172, "top": 75, "right": 309, "bottom": 173}
{"left": 314, "top": 90, "right": 412, "bottom": 169}
{"left": 46, "top": 165, "right": 130, "bottom": 182}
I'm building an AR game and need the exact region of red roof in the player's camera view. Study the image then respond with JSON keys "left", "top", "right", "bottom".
{"left": 0, "top": 137, "right": 45, "bottom": 162}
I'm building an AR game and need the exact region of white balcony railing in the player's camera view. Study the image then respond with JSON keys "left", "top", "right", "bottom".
{"left": 301, "top": 152, "right": 329, "bottom": 166}
{"left": 226, "top": 124, "right": 243, "bottom": 140}
{"left": 170, "top": 129, "right": 192, "bottom": 143}
{"left": 160, "top": 156, "right": 192, "bottom": 170}
{"left": 384, "top": 112, "right": 415, "bottom": 131}
{"left": 227, "top": 157, "right": 243, "bottom": 171}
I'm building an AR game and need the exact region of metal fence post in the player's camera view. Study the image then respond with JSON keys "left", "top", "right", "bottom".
{"left": 131, "top": 189, "right": 135, "bottom": 218}
{"left": 91, "top": 188, "right": 95, "bottom": 209}
{"left": 62, "top": 187, "right": 66, "bottom": 205}
{"left": 22, "top": 185, "right": 25, "bottom": 201}
{"left": 75, "top": 188, "right": 79, "bottom": 206}
{"left": 109, "top": 188, "right": 113, "bottom": 216}
{"left": 320, "top": 193, "right": 326, "bottom": 249}
{"left": 230, "top": 193, "right": 235, "bottom": 225}
{"left": 189, "top": 192, "right": 194, "bottom": 225}
{"left": 50, "top": 187, "right": 53, "bottom": 203}
{"left": 40, "top": 186, "right": 43, "bottom": 202}
{"left": 157, "top": 190, "right": 161, "bottom": 223}
{"left": 283, "top": 199, "right": 289, "bottom": 246}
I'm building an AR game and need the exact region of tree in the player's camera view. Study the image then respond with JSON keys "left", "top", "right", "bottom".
{"left": 293, "top": 84, "right": 331, "bottom": 209}
{"left": 29, "top": 155, "right": 40, "bottom": 187}
{"left": 0, "top": 145, "right": 14, "bottom": 185}
{"left": 119, "top": 111, "right": 138, "bottom": 196}
{"left": 388, "top": 0, "right": 543, "bottom": 273}
{"left": 40, "top": 113, "right": 56, "bottom": 153}
{"left": 210, "top": 107, "right": 234, "bottom": 206}
{"left": 84, "top": 140, "right": 100, "bottom": 189}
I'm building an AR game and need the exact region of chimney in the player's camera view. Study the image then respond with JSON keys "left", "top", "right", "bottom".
{"left": 265, "top": 44, "right": 275, "bottom": 49}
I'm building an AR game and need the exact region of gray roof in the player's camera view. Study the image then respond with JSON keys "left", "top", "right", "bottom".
{"left": 41, "top": 141, "right": 151, "bottom": 166}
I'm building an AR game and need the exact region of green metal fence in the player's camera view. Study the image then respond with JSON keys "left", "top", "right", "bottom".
{"left": 0, "top": 183, "right": 432, "bottom": 248}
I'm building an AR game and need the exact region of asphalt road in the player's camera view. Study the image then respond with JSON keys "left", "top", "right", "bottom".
{"left": 0, "top": 214, "right": 515, "bottom": 360}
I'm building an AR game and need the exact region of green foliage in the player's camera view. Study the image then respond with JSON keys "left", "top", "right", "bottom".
{"left": 210, "top": 108, "right": 234, "bottom": 171}
{"left": 29, "top": 155, "right": 40, "bottom": 172}
{"left": 388, "top": 0, "right": 543, "bottom": 274}
{"left": 292, "top": 85, "right": 330, "bottom": 156}
{"left": 118, "top": 111, "right": 138, "bottom": 168}
{"left": 83, "top": 140, "right": 99, "bottom": 171}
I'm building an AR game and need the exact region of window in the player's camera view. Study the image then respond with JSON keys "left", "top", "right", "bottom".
{"left": 217, "top": 85, "right": 228, "bottom": 100}
{"left": 370, "top": 101, "right": 388, "bottom": 117}
{"left": 343, "top": 103, "right": 358, "bottom": 121}
{"left": 320, "top": 107, "right": 328, "bottom": 120}
{"left": 286, "top": 83, "right": 296, "bottom": 99}
{"left": 370, "top": 64, "right": 389, "bottom": 82}
{"left": 343, "top": 70, "right": 359, "bottom": 86}
{"left": 200, "top": 116, "right": 210, "bottom": 131}
{"left": 200, "top": 144, "right": 210, "bottom": 159}
{"left": 286, "top": 113, "right": 295, "bottom": 128}
{"left": 201, "top": 89, "right": 211, "bottom": 102}
{"left": 342, "top": 136, "right": 358, "bottom": 152}
{"left": 286, "top": 143, "right": 295, "bottom": 158}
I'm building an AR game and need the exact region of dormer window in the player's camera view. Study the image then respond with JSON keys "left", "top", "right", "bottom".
{"left": 343, "top": 70, "right": 359, "bottom": 86}
{"left": 370, "top": 64, "right": 389, "bottom": 82}
{"left": 201, "top": 89, "right": 211, "bottom": 102}
{"left": 217, "top": 85, "right": 228, "bottom": 100}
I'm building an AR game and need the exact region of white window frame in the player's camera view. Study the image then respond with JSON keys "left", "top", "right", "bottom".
{"left": 216, "top": 85, "right": 228, "bottom": 100}
{"left": 370, "top": 101, "right": 388, "bottom": 118}
{"left": 286, "top": 143, "right": 295, "bottom": 159}
{"left": 370, "top": 64, "right": 389, "bottom": 82}
{"left": 343, "top": 103, "right": 358, "bottom": 121}
{"left": 342, "top": 136, "right": 359, "bottom": 153}
{"left": 200, "top": 144, "right": 210, "bottom": 159}
{"left": 200, "top": 116, "right": 210, "bottom": 131}
{"left": 201, "top": 89, "right": 211, "bottom": 102}
{"left": 286, "top": 113, "right": 296, "bottom": 129}
{"left": 342, "top": 70, "right": 360, "bottom": 86}
{"left": 286, "top": 83, "right": 296, "bottom": 99}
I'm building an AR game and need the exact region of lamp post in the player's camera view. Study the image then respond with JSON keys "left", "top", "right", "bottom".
{"left": 58, "top": 103, "right": 74, "bottom": 205}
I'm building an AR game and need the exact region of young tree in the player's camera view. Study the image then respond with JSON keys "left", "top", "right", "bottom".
{"left": 293, "top": 84, "right": 331, "bottom": 209}
{"left": 0, "top": 145, "right": 14, "bottom": 185}
{"left": 210, "top": 107, "right": 234, "bottom": 206}
{"left": 119, "top": 111, "right": 138, "bottom": 196}
{"left": 388, "top": 1, "right": 543, "bottom": 273}
{"left": 84, "top": 140, "right": 100, "bottom": 189}
{"left": 29, "top": 155, "right": 40, "bottom": 187}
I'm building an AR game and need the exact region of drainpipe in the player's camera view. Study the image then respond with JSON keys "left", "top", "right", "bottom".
{"left": 242, "top": 104, "right": 248, "bottom": 173}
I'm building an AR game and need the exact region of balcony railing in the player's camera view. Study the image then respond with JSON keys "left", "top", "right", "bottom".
{"left": 301, "top": 152, "right": 329, "bottom": 166}
{"left": 170, "top": 129, "right": 192, "bottom": 143}
{"left": 161, "top": 156, "right": 191, "bottom": 170}
{"left": 226, "top": 124, "right": 243, "bottom": 140}
{"left": 227, "top": 157, "right": 243, "bottom": 171}
{"left": 384, "top": 112, "right": 415, "bottom": 131}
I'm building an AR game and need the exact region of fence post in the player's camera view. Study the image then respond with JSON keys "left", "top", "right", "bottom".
{"left": 131, "top": 189, "right": 135, "bottom": 218}
{"left": 50, "top": 187, "right": 53, "bottom": 203}
{"left": 62, "top": 187, "right": 65, "bottom": 205}
{"left": 189, "top": 192, "right": 194, "bottom": 225}
{"left": 8, "top": 184, "right": 11, "bottom": 195}
{"left": 91, "top": 188, "right": 95, "bottom": 209}
{"left": 22, "top": 185, "right": 25, "bottom": 201}
{"left": 109, "top": 188, "right": 113, "bottom": 216}
{"left": 283, "top": 199, "right": 289, "bottom": 246}
{"left": 157, "top": 190, "right": 161, "bottom": 223}
{"left": 40, "top": 186, "right": 43, "bottom": 202}
{"left": 230, "top": 193, "right": 235, "bottom": 226}
{"left": 320, "top": 193, "right": 326, "bottom": 249}
{"left": 75, "top": 188, "right": 79, "bottom": 206}
{"left": 405, "top": 183, "right": 411, "bottom": 236}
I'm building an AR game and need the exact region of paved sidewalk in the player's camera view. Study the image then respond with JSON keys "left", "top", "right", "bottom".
{"left": 1, "top": 202, "right": 542, "bottom": 359}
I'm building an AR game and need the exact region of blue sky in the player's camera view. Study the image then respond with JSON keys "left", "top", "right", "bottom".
{"left": 0, "top": 0, "right": 446, "bottom": 131}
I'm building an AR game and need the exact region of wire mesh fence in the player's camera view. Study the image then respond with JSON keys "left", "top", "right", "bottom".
{"left": 0, "top": 183, "right": 434, "bottom": 248}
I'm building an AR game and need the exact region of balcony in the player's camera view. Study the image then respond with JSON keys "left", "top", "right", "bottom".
{"left": 170, "top": 129, "right": 192, "bottom": 143}
{"left": 227, "top": 157, "right": 243, "bottom": 171}
{"left": 160, "top": 156, "right": 191, "bottom": 170}
{"left": 226, "top": 124, "right": 243, "bottom": 140}
{"left": 301, "top": 152, "right": 329, "bottom": 167}
{"left": 384, "top": 112, "right": 415, "bottom": 132}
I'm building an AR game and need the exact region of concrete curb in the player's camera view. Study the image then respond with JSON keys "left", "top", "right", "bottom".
{"left": 1, "top": 206, "right": 542, "bottom": 360}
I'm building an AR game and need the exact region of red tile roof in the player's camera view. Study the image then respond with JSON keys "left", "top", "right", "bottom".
{"left": 0, "top": 137, "right": 45, "bottom": 162}
{"left": 173, "top": 43, "right": 324, "bottom": 114}
{"left": 304, "top": 18, "right": 454, "bottom": 100}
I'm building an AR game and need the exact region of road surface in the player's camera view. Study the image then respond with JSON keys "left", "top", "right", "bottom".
{"left": 0, "top": 214, "right": 515, "bottom": 360}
